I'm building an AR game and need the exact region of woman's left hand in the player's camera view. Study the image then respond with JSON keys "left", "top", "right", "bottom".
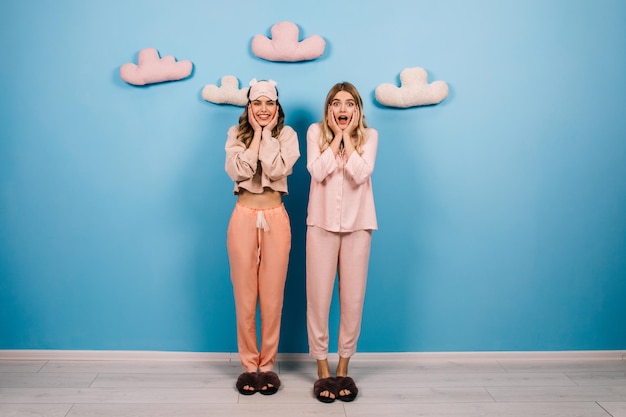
{"left": 264, "top": 105, "right": 279, "bottom": 132}
{"left": 344, "top": 108, "right": 359, "bottom": 139}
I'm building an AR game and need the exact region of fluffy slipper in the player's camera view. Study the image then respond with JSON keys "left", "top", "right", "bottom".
{"left": 236, "top": 372, "right": 258, "bottom": 395}
{"left": 258, "top": 371, "right": 281, "bottom": 395}
{"left": 313, "top": 377, "right": 337, "bottom": 403}
{"left": 335, "top": 376, "right": 358, "bottom": 402}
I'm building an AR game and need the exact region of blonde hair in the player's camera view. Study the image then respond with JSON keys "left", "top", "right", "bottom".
{"left": 236, "top": 86, "right": 285, "bottom": 147}
{"left": 320, "top": 82, "right": 368, "bottom": 154}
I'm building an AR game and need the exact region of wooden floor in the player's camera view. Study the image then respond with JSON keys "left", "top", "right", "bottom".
{"left": 1, "top": 351, "right": 626, "bottom": 417}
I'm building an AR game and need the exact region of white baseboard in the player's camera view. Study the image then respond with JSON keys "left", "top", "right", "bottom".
{"left": 349, "top": 350, "right": 626, "bottom": 361}
{"left": 0, "top": 350, "right": 235, "bottom": 361}
{"left": 0, "top": 349, "right": 624, "bottom": 361}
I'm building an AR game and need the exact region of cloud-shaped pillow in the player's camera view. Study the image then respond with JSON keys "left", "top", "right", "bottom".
{"left": 120, "top": 48, "right": 193, "bottom": 86}
{"left": 202, "top": 76, "right": 249, "bottom": 106}
{"left": 252, "top": 21, "right": 326, "bottom": 62}
{"left": 375, "top": 67, "right": 448, "bottom": 108}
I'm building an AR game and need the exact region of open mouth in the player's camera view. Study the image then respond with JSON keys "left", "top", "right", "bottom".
{"left": 338, "top": 116, "right": 348, "bottom": 123}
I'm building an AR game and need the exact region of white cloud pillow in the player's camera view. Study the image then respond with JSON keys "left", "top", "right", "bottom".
{"left": 375, "top": 67, "right": 448, "bottom": 108}
{"left": 202, "top": 76, "right": 249, "bottom": 106}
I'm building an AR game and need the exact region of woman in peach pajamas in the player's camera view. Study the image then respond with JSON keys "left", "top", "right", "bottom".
{"left": 306, "top": 82, "right": 378, "bottom": 403}
{"left": 225, "top": 79, "right": 300, "bottom": 396}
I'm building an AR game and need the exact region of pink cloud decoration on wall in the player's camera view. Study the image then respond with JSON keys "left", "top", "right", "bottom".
{"left": 120, "top": 48, "right": 193, "bottom": 86}
{"left": 251, "top": 21, "right": 326, "bottom": 62}
{"left": 202, "top": 76, "right": 249, "bottom": 106}
{"left": 375, "top": 67, "right": 448, "bottom": 108}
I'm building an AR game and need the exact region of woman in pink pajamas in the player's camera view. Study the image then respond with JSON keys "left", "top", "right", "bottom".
{"left": 225, "top": 79, "right": 300, "bottom": 396}
{"left": 306, "top": 82, "right": 378, "bottom": 403}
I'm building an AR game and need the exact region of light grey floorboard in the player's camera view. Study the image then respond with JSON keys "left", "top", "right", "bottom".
{"left": 0, "top": 373, "right": 97, "bottom": 388}
{"left": 356, "top": 371, "right": 576, "bottom": 388}
{"left": 1, "top": 354, "right": 624, "bottom": 417}
{"left": 0, "top": 361, "right": 46, "bottom": 373}
{"left": 599, "top": 402, "right": 626, "bottom": 417}
{"left": 40, "top": 360, "right": 239, "bottom": 375}
{"left": 0, "top": 404, "right": 72, "bottom": 417}
{"left": 486, "top": 385, "right": 626, "bottom": 402}
{"left": 498, "top": 358, "right": 626, "bottom": 373}
{"left": 0, "top": 387, "right": 238, "bottom": 404}
{"left": 344, "top": 402, "right": 612, "bottom": 417}
{"left": 90, "top": 373, "right": 238, "bottom": 388}
{"left": 65, "top": 403, "right": 348, "bottom": 417}
{"left": 567, "top": 371, "right": 626, "bottom": 386}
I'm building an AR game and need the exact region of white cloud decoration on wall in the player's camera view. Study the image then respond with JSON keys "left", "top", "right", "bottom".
{"left": 120, "top": 48, "right": 193, "bottom": 86}
{"left": 375, "top": 67, "right": 448, "bottom": 108}
{"left": 202, "top": 76, "right": 249, "bottom": 106}
{"left": 251, "top": 21, "right": 326, "bottom": 62}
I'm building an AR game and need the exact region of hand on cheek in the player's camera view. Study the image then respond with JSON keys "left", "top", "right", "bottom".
{"left": 265, "top": 106, "right": 279, "bottom": 131}
{"left": 248, "top": 105, "right": 262, "bottom": 132}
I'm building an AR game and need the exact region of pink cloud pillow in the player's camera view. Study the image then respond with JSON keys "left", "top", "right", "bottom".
{"left": 120, "top": 48, "right": 193, "bottom": 86}
{"left": 252, "top": 21, "right": 326, "bottom": 62}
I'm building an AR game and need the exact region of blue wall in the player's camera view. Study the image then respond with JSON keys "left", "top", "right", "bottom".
{"left": 1, "top": 0, "right": 625, "bottom": 353}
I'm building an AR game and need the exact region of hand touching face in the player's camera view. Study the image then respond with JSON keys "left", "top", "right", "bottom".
{"left": 249, "top": 96, "right": 278, "bottom": 132}
{"left": 329, "top": 90, "right": 358, "bottom": 134}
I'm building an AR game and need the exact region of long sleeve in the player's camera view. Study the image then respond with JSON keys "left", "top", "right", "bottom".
{"left": 306, "top": 123, "right": 337, "bottom": 183}
{"left": 345, "top": 129, "right": 377, "bottom": 185}
{"left": 224, "top": 125, "right": 300, "bottom": 195}
{"left": 225, "top": 126, "right": 258, "bottom": 182}
{"left": 306, "top": 124, "right": 378, "bottom": 232}
{"left": 259, "top": 126, "right": 300, "bottom": 181}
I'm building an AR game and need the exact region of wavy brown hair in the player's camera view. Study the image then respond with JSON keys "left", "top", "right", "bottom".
{"left": 236, "top": 86, "right": 285, "bottom": 148}
{"left": 320, "top": 81, "right": 368, "bottom": 154}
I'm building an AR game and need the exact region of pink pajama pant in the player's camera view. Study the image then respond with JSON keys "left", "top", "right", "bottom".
{"left": 306, "top": 226, "right": 372, "bottom": 360}
{"left": 227, "top": 202, "right": 291, "bottom": 372}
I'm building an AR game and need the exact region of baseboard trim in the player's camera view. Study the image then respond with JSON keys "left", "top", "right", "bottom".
{"left": 0, "top": 350, "right": 235, "bottom": 361}
{"left": 349, "top": 350, "right": 626, "bottom": 361}
{"left": 0, "top": 349, "right": 624, "bottom": 361}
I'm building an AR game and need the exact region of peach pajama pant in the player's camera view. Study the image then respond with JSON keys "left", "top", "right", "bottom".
{"left": 227, "top": 202, "right": 291, "bottom": 373}
{"left": 306, "top": 226, "right": 372, "bottom": 360}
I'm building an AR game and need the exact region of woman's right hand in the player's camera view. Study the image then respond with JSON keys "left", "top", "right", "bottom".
{"left": 248, "top": 104, "right": 262, "bottom": 134}
{"left": 327, "top": 106, "right": 343, "bottom": 137}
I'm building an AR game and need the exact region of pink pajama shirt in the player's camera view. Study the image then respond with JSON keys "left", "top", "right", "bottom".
{"left": 224, "top": 125, "right": 299, "bottom": 372}
{"left": 305, "top": 123, "right": 378, "bottom": 360}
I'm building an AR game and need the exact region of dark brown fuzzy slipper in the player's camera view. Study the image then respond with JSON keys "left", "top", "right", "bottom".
{"left": 336, "top": 376, "right": 358, "bottom": 402}
{"left": 236, "top": 372, "right": 258, "bottom": 395}
{"left": 313, "top": 377, "right": 337, "bottom": 403}
{"left": 258, "top": 371, "right": 281, "bottom": 395}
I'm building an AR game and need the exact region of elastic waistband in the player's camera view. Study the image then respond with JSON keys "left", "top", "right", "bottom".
{"left": 234, "top": 201, "right": 285, "bottom": 215}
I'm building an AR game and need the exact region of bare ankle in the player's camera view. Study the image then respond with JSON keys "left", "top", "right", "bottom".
{"left": 336, "top": 356, "right": 350, "bottom": 377}
{"left": 317, "top": 359, "right": 331, "bottom": 379}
